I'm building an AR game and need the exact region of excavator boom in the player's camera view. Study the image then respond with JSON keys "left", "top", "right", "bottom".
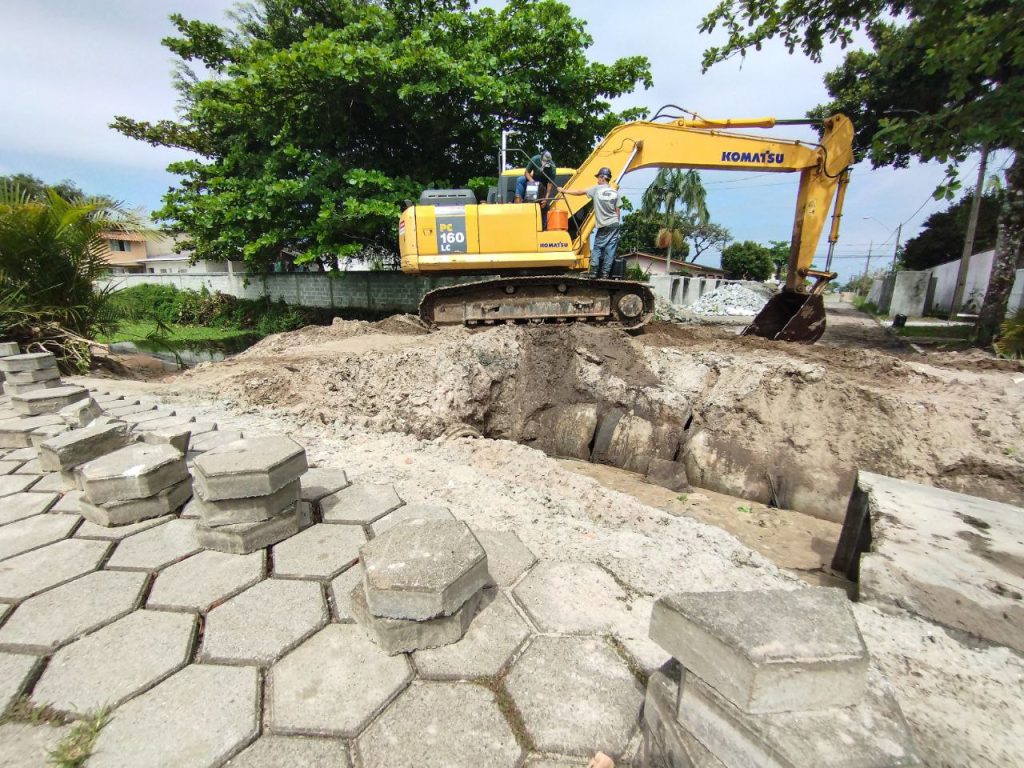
{"left": 400, "top": 114, "right": 854, "bottom": 340}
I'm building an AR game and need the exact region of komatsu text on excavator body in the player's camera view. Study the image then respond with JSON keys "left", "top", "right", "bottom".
{"left": 399, "top": 114, "right": 854, "bottom": 340}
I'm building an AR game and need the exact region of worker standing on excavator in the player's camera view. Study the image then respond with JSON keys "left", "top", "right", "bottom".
{"left": 560, "top": 166, "right": 621, "bottom": 279}
{"left": 527, "top": 150, "right": 557, "bottom": 228}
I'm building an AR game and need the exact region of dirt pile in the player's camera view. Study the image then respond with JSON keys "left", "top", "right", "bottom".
{"left": 172, "top": 309, "right": 1024, "bottom": 521}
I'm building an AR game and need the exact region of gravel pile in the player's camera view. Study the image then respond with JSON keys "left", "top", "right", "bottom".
{"left": 690, "top": 283, "right": 770, "bottom": 316}
{"left": 654, "top": 295, "right": 695, "bottom": 323}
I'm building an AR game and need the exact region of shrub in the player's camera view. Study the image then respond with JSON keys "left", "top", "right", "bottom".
{"left": 995, "top": 307, "right": 1024, "bottom": 359}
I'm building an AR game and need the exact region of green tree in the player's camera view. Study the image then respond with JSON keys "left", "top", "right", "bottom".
{"left": 113, "top": 0, "right": 652, "bottom": 271}
{"left": 765, "top": 239, "right": 790, "bottom": 279}
{"left": 900, "top": 188, "right": 1002, "bottom": 270}
{"left": 618, "top": 210, "right": 689, "bottom": 259}
{"left": 720, "top": 240, "right": 774, "bottom": 280}
{"left": 687, "top": 219, "right": 731, "bottom": 263}
{"left": 640, "top": 169, "right": 709, "bottom": 263}
{"left": 0, "top": 182, "right": 148, "bottom": 368}
{"left": 0, "top": 173, "right": 86, "bottom": 202}
{"left": 700, "top": 0, "right": 1024, "bottom": 345}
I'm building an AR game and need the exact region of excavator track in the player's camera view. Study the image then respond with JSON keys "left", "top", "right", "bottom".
{"left": 419, "top": 276, "right": 656, "bottom": 331}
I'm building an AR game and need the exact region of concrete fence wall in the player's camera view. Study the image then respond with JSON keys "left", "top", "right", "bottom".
{"left": 96, "top": 271, "right": 482, "bottom": 314}
{"left": 867, "top": 252, "right": 1023, "bottom": 319}
{"left": 101, "top": 270, "right": 742, "bottom": 314}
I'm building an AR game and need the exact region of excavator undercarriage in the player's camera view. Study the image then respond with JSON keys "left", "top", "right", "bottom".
{"left": 419, "top": 275, "right": 656, "bottom": 330}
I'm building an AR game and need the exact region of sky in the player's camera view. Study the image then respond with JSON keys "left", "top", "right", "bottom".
{"left": 0, "top": 0, "right": 1001, "bottom": 285}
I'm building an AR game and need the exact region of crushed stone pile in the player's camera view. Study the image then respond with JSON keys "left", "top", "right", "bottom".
{"left": 690, "top": 283, "right": 770, "bottom": 316}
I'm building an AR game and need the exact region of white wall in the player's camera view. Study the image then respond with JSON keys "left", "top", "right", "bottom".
{"left": 926, "top": 250, "right": 995, "bottom": 314}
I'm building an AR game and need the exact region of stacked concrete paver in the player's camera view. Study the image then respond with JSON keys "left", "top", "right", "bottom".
{"left": 192, "top": 436, "right": 310, "bottom": 554}
{"left": 78, "top": 443, "right": 191, "bottom": 527}
{"left": 0, "top": 351, "right": 62, "bottom": 396}
{"left": 350, "top": 518, "right": 490, "bottom": 654}
{"left": 644, "top": 587, "right": 923, "bottom": 767}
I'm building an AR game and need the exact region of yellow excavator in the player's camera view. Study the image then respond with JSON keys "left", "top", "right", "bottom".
{"left": 399, "top": 112, "right": 854, "bottom": 342}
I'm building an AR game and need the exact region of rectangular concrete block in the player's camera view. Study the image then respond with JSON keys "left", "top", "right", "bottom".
{"left": 38, "top": 421, "right": 131, "bottom": 472}
{"left": 0, "top": 342, "right": 19, "bottom": 357}
{"left": 194, "top": 479, "right": 301, "bottom": 528}
{"left": 651, "top": 589, "right": 868, "bottom": 714}
{"left": 79, "top": 443, "right": 189, "bottom": 505}
{"left": 0, "top": 352, "right": 57, "bottom": 372}
{"left": 676, "top": 668, "right": 922, "bottom": 768}
{"left": 643, "top": 662, "right": 725, "bottom": 768}
{"left": 195, "top": 502, "right": 312, "bottom": 555}
{"left": 0, "top": 414, "right": 65, "bottom": 448}
{"left": 79, "top": 477, "right": 193, "bottom": 527}
{"left": 11, "top": 385, "right": 90, "bottom": 416}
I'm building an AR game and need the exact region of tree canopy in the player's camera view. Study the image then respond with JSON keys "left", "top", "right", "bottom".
{"left": 700, "top": 0, "right": 1024, "bottom": 343}
{"left": 0, "top": 173, "right": 87, "bottom": 202}
{"left": 720, "top": 240, "right": 774, "bottom": 280}
{"left": 900, "top": 188, "right": 1002, "bottom": 271}
{"left": 113, "top": 0, "right": 652, "bottom": 271}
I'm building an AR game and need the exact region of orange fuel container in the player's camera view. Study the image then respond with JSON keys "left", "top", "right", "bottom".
{"left": 545, "top": 209, "right": 568, "bottom": 231}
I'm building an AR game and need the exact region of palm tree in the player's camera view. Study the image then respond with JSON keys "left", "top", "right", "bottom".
{"left": 0, "top": 182, "right": 149, "bottom": 368}
{"left": 640, "top": 169, "right": 710, "bottom": 271}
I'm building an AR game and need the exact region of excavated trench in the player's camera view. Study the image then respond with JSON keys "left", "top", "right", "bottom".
{"left": 191, "top": 318, "right": 1024, "bottom": 524}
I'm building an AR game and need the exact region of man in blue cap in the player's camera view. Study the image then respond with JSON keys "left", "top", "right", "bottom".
{"left": 559, "top": 166, "right": 621, "bottom": 279}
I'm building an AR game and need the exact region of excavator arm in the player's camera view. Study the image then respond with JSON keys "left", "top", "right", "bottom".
{"left": 551, "top": 114, "right": 854, "bottom": 295}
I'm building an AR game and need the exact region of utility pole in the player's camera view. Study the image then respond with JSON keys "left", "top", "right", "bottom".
{"left": 891, "top": 222, "right": 902, "bottom": 271}
{"left": 949, "top": 145, "right": 990, "bottom": 319}
{"left": 861, "top": 241, "right": 873, "bottom": 292}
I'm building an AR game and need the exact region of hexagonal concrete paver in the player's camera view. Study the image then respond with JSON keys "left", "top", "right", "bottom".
{"left": 505, "top": 635, "right": 644, "bottom": 757}
{"left": 0, "top": 538, "right": 109, "bottom": 601}
{"left": 32, "top": 609, "right": 196, "bottom": 716}
{"left": 272, "top": 523, "right": 364, "bottom": 580}
{"left": 193, "top": 435, "right": 306, "bottom": 501}
{"left": 26, "top": 471, "right": 62, "bottom": 492}
{"left": 0, "top": 491, "right": 57, "bottom": 525}
{"left": 74, "top": 514, "right": 173, "bottom": 540}
{"left": 299, "top": 467, "right": 350, "bottom": 504}
{"left": 513, "top": 561, "right": 630, "bottom": 634}
{"left": 225, "top": 735, "right": 350, "bottom": 768}
{"left": 0, "top": 651, "right": 40, "bottom": 712}
{"left": 0, "top": 473, "right": 40, "bottom": 497}
{"left": 105, "top": 518, "right": 201, "bottom": 571}
{"left": 0, "top": 723, "right": 73, "bottom": 767}
{"left": 370, "top": 503, "right": 453, "bottom": 536}
{"left": 0, "top": 513, "right": 78, "bottom": 561}
{"left": 320, "top": 482, "right": 403, "bottom": 524}
{"left": 189, "top": 429, "right": 243, "bottom": 453}
{"left": 148, "top": 550, "right": 265, "bottom": 612}
{"left": 89, "top": 664, "right": 259, "bottom": 768}
{"left": 357, "top": 682, "right": 522, "bottom": 768}
{"left": 413, "top": 590, "right": 531, "bottom": 680}
{"left": 472, "top": 529, "right": 537, "bottom": 587}
{"left": 329, "top": 566, "right": 363, "bottom": 622}
{"left": 201, "top": 578, "right": 326, "bottom": 665}
{"left": 78, "top": 442, "right": 188, "bottom": 506}
{"left": 361, "top": 519, "right": 487, "bottom": 620}
{"left": 52, "top": 489, "right": 83, "bottom": 514}
{"left": 269, "top": 624, "right": 412, "bottom": 737}
{"left": 0, "top": 570, "right": 146, "bottom": 652}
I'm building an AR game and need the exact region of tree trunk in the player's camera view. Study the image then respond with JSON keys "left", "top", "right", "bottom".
{"left": 976, "top": 151, "right": 1024, "bottom": 346}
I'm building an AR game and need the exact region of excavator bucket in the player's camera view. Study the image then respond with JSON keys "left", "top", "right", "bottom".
{"left": 742, "top": 291, "right": 826, "bottom": 344}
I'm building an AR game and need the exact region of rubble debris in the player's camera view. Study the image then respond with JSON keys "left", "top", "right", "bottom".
{"left": 689, "top": 283, "right": 770, "bottom": 316}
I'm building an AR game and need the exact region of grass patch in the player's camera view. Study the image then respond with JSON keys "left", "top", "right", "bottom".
{"left": 47, "top": 708, "right": 110, "bottom": 768}
{"left": 852, "top": 296, "right": 882, "bottom": 316}
{"left": 96, "top": 321, "right": 256, "bottom": 345}
{"left": 472, "top": 675, "right": 535, "bottom": 751}
{"left": 892, "top": 324, "right": 973, "bottom": 339}
{"left": 1, "top": 696, "right": 71, "bottom": 726}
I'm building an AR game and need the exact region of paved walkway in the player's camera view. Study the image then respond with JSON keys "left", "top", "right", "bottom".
{"left": 0, "top": 383, "right": 650, "bottom": 767}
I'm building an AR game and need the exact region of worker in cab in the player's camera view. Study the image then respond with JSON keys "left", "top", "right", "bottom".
{"left": 559, "top": 166, "right": 621, "bottom": 279}
{"left": 527, "top": 150, "right": 557, "bottom": 227}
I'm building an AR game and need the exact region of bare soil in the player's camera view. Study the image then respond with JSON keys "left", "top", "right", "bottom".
{"left": 168, "top": 304, "right": 1024, "bottom": 518}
